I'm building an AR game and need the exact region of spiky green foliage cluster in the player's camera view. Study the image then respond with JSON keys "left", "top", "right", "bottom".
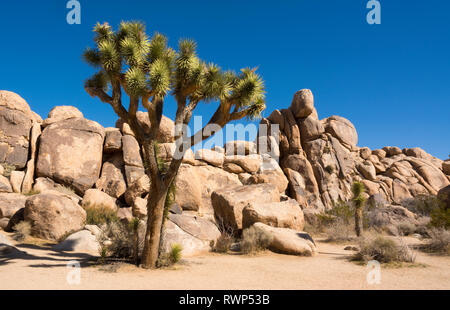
{"left": 351, "top": 181, "right": 366, "bottom": 208}
{"left": 84, "top": 21, "right": 265, "bottom": 120}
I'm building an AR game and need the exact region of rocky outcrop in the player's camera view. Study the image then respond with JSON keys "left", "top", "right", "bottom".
{"left": 0, "top": 89, "right": 447, "bottom": 259}
{"left": 258, "top": 88, "right": 449, "bottom": 211}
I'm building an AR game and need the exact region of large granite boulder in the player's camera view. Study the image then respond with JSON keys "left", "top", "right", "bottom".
{"left": 161, "top": 214, "right": 220, "bottom": 257}
{"left": 175, "top": 164, "right": 242, "bottom": 214}
{"left": 289, "top": 89, "right": 314, "bottom": 119}
{"left": 53, "top": 230, "right": 100, "bottom": 255}
{"left": 103, "top": 128, "right": 122, "bottom": 153}
{"left": 0, "top": 91, "right": 39, "bottom": 169}
{"left": 95, "top": 153, "right": 127, "bottom": 199}
{"left": 82, "top": 189, "right": 118, "bottom": 211}
{"left": 24, "top": 193, "right": 86, "bottom": 241}
{"left": 135, "top": 112, "right": 175, "bottom": 143}
{"left": 42, "top": 106, "right": 83, "bottom": 127}
{"left": 250, "top": 222, "right": 317, "bottom": 256}
{"left": 323, "top": 115, "right": 358, "bottom": 150}
{"left": 211, "top": 183, "right": 280, "bottom": 231}
{"left": 242, "top": 199, "right": 304, "bottom": 231}
{"left": 36, "top": 118, "right": 105, "bottom": 194}
{"left": 0, "top": 193, "right": 27, "bottom": 218}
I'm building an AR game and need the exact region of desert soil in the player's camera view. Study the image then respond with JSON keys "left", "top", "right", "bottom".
{"left": 1, "top": 233, "right": 449, "bottom": 290}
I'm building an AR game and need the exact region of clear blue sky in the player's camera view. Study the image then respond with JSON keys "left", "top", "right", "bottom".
{"left": 0, "top": 0, "right": 449, "bottom": 159}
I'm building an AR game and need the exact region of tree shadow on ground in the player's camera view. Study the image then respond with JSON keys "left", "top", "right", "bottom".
{"left": 0, "top": 242, "right": 96, "bottom": 268}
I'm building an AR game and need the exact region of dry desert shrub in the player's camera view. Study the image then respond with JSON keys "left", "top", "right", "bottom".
{"left": 211, "top": 232, "right": 234, "bottom": 253}
{"left": 99, "top": 221, "right": 134, "bottom": 259}
{"left": 396, "top": 222, "right": 417, "bottom": 236}
{"left": 352, "top": 235, "right": 416, "bottom": 264}
{"left": 421, "top": 228, "right": 450, "bottom": 255}
{"left": 324, "top": 218, "right": 355, "bottom": 243}
{"left": 85, "top": 203, "right": 118, "bottom": 226}
{"left": 240, "top": 226, "right": 273, "bottom": 254}
{"left": 12, "top": 221, "right": 31, "bottom": 241}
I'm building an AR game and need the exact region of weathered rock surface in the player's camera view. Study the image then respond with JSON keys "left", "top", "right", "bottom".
{"left": 290, "top": 89, "right": 314, "bottom": 119}
{"left": 103, "top": 128, "right": 122, "bottom": 153}
{"left": 24, "top": 194, "right": 86, "bottom": 241}
{"left": 10, "top": 170, "right": 25, "bottom": 193}
{"left": 195, "top": 149, "right": 224, "bottom": 167}
{"left": 36, "top": 118, "right": 105, "bottom": 194}
{"left": 0, "top": 91, "right": 38, "bottom": 169}
{"left": 211, "top": 184, "right": 280, "bottom": 231}
{"left": 53, "top": 230, "right": 100, "bottom": 255}
{"left": 0, "top": 193, "right": 26, "bottom": 218}
{"left": 242, "top": 199, "right": 304, "bottom": 231}
{"left": 0, "top": 175, "right": 12, "bottom": 193}
{"left": 82, "top": 189, "right": 118, "bottom": 211}
{"left": 161, "top": 214, "right": 220, "bottom": 257}
{"left": 42, "top": 106, "right": 83, "bottom": 127}
{"left": 251, "top": 222, "right": 317, "bottom": 256}
{"left": 95, "top": 154, "right": 127, "bottom": 198}
{"left": 175, "top": 164, "right": 242, "bottom": 214}
{"left": 124, "top": 174, "right": 150, "bottom": 206}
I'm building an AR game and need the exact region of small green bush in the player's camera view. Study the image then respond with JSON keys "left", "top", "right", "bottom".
{"left": 240, "top": 226, "right": 273, "bottom": 254}
{"left": 85, "top": 204, "right": 119, "bottom": 225}
{"left": 352, "top": 235, "right": 415, "bottom": 264}
{"left": 2, "top": 163, "right": 16, "bottom": 177}
{"left": 158, "top": 243, "right": 183, "bottom": 267}
{"left": 430, "top": 206, "right": 450, "bottom": 229}
{"left": 23, "top": 189, "right": 41, "bottom": 196}
{"left": 403, "top": 194, "right": 449, "bottom": 229}
{"left": 12, "top": 221, "right": 31, "bottom": 241}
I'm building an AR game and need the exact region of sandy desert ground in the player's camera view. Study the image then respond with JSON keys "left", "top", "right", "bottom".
{"left": 1, "top": 233, "right": 449, "bottom": 290}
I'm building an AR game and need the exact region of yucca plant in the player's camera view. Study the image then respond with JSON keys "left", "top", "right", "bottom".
{"left": 129, "top": 217, "right": 141, "bottom": 266}
{"left": 352, "top": 181, "right": 366, "bottom": 237}
{"left": 83, "top": 21, "right": 266, "bottom": 268}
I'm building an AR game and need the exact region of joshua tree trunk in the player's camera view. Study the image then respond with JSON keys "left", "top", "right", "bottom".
{"left": 355, "top": 206, "right": 363, "bottom": 237}
{"left": 141, "top": 183, "right": 168, "bottom": 268}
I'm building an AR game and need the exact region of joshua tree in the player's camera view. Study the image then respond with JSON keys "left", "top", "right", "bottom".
{"left": 351, "top": 181, "right": 366, "bottom": 237}
{"left": 83, "top": 21, "right": 265, "bottom": 268}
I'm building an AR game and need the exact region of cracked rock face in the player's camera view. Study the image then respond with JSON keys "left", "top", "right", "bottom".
{"left": 259, "top": 89, "right": 449, "bottom": 211}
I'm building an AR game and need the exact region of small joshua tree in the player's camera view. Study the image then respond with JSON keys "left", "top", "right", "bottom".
{"left": 351, "top": 181, "right": 366, "bottom": 237}
{"left": 83, "top": 21, "right": 265, "bottom": 268}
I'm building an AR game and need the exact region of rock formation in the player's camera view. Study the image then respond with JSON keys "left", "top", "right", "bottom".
{"left": 0, "top": 89, "right": 448, "bottom": 257}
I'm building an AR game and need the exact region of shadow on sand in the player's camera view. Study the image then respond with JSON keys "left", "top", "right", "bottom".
{"left": 0, "top": 241, "right": 96, "bottom": 268}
